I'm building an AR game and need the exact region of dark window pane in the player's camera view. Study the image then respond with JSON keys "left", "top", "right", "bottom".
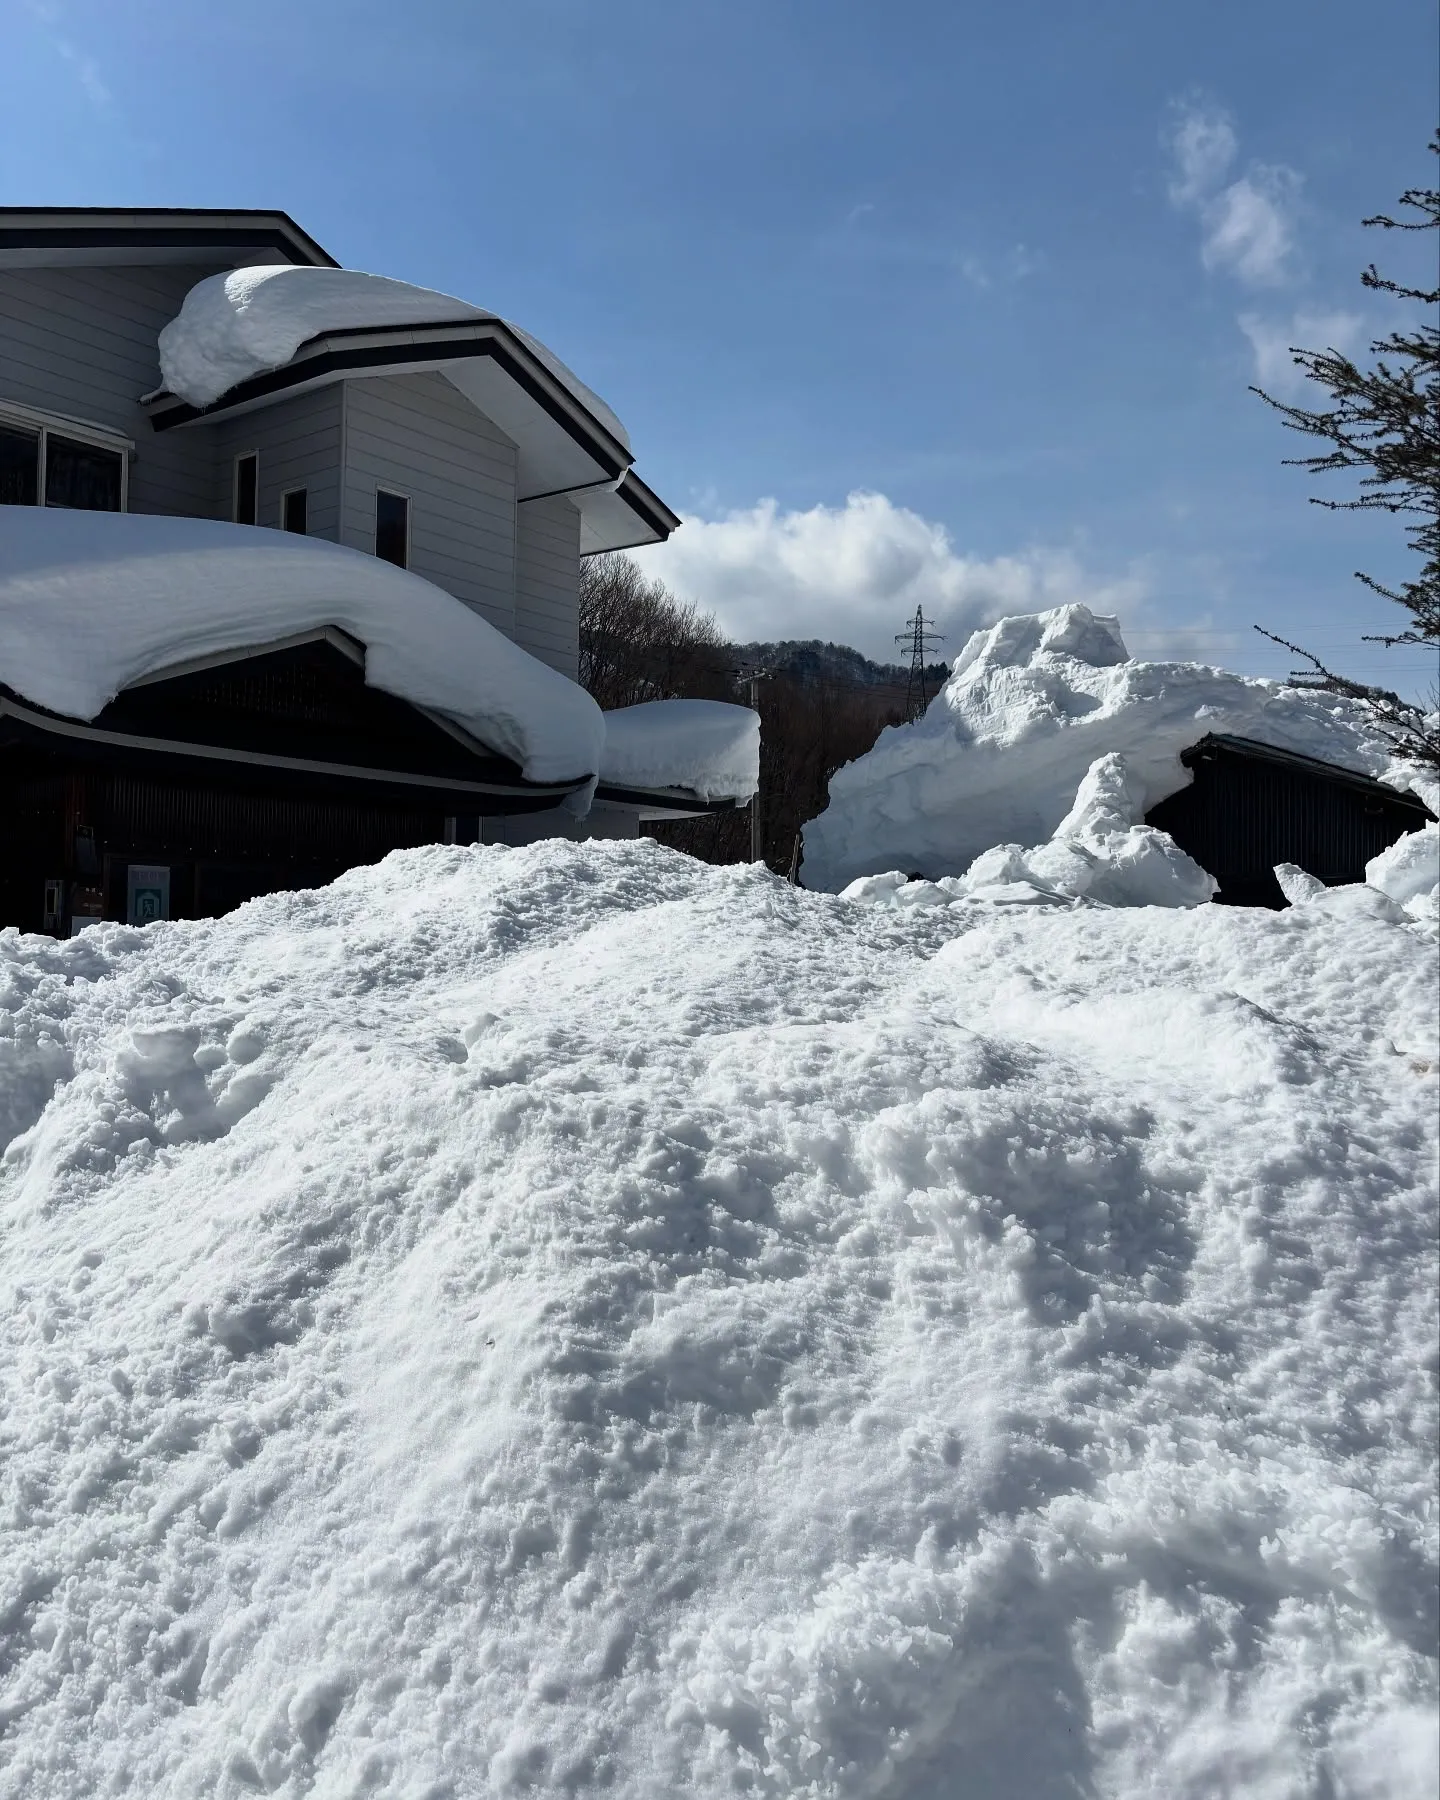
{"left": 235, "top": 453, "right": 258, "bottom": 525}
{"left": 282, "top": 488, "right": 307, "bottom": 534}
{"left": 0, "top": 425, "right": 40, "bottom": 505}
{"left": 45, "top": 434, "right": 122, "bottom": 511}
{"left": 375, "top": 489, "right": 408, "bottom": 568}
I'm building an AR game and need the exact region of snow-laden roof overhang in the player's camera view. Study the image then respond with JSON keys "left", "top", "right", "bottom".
{"left": 0, "top": 507, "right": 605, "bottom": 787}
{"left": 0, "top": 207, "right": 336, "bottom": 270}
{"left": 142, "top": 265, "right": 681, "bottom": 554}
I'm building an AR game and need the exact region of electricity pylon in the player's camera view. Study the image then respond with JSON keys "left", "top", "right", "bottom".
{"left": 895, "top": 607, "right": 944, "bottom": 721}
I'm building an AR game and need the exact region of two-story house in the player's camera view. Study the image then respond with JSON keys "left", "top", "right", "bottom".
{"left": 0, "top": 207, "right": 753, "bottom": 933}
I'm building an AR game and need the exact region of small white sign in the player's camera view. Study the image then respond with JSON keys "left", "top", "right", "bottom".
{"left": 127, "top": 864, "right": 170, "bottom": 926}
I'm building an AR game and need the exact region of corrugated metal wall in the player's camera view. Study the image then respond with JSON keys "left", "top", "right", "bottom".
{"left": 1147, "top": 744, "right": 1427, "bottom": 906}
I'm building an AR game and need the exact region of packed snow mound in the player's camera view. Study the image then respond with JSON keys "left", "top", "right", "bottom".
{"left": 840, "top": 753, "right": 1217, "bottom": 912}
{"left": 157, "top": 265, "right": 630, "bottom": 447}
{"left": 601, "top": 699, "right": 759, "bottom": 800}
{"left": 802, "top": 602, "right": 1415, "bottom": 891}
{"left": 0, "top": 840, "right": 1435, "bottom": 1798}
{"left": 0, "top": 507, "right": 604, "bottom": 785}
{"left": 1367, "top": 822, "right": 1440, "bottom": 906}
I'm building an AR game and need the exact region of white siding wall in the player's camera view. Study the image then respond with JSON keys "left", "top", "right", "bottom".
{"left": 514, "top": 496, "right": 581, "bottom": 679}
{"left": 212, "top": 387, "right": 343, "bottom": 539}
{"left": 340, "top": 373, "right": 518, "bottom": 635}
{"left": 0, "top": 263, "right": 222, "bottom": 517}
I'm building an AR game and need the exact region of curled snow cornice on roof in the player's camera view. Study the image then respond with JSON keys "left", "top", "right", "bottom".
{"left": 156, "top": 265, "right": 631, "bottom": 453}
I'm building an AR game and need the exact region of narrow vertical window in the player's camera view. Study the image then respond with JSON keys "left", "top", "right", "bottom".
{"left": 375, "top": 489, "right": 409, "bottom": 569}
{"left": 234, "top": 452, "right": 258, "bottom": 525}
{"left": 0, "top": 424, "right": 40, "bottom": 505}
{"left": 281, "top": 488, "right": 307, "bottom": 534}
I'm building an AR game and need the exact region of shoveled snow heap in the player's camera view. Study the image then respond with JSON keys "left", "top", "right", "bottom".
{"left": 1, "top": 840, "right": 1435, "bottom": 1798}
{"left": 802, "top": 605, "right": 1426, "bottom": 893}
{"left": 0, "top": 507, "right": 604, "bottom": 786}
{"left": 157, "top": 265, "right": 631, "bottom": 448}
{"left": 601, "top": 700, "right": 760, "bottom": 800}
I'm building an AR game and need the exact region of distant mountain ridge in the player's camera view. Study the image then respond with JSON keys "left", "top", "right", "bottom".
{"left": 728, "top": 638, "right": 951, "bottom": 693}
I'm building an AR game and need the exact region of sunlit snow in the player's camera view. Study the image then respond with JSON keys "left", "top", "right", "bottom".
{"left": 0, "top": 840, "right": 1435, "bottom": 1798}
{"left": 802, "top": 604, "right": 1428, "bottom": 893}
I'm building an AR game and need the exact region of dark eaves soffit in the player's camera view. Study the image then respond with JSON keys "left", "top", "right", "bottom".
{"left": 0, "top": 208, "right": 338, "bottom": 270}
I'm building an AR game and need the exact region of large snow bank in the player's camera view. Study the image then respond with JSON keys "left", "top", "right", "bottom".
{"left": 0, "top": 507, "right": 604, "bottom": 785}
{"left": 802, "top": 604, "right": 1417, "bottom": 892}
{"left": 601, "top": 699, "right": 759, "bottom": 800}
{"left": 840, "top": 753, "right": 1217, "bottom": 912}
{"left": 157, "top": 266, "right": 630, "bottom": 448}
{"left": 0, "top": 840, "right": 1435, "bottom": 1797}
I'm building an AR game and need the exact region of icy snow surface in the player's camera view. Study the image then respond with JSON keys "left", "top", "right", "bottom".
{"left": 0, "top": 840, "right": 1436, "bottom": 1798}
{"left": 0, "top": 508, "right": 604, "bottom": 786}
{"left": 157, "top": 266, "right": 631, "bottom": 448}
{"left": 802, "top": 605, "right": 1420, "bottom": 893}
{"left": 601, "top": 700, "right": 760, "bottom": 800}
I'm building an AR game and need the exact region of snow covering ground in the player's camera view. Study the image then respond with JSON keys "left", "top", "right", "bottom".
{"left": 1, "top": 839, "right": 1435, "bottom": 1799}
{"left": 802, "top": 606, "right": 1431, "bottom": 894}
{"left": 0, "top": 508, "right": 605, "bottom": 786}
{"left": 157, "top": 266, "right": 631, "bottom": 449}
{"left": 601, "top": 700, "right": 760, "bottom": 801}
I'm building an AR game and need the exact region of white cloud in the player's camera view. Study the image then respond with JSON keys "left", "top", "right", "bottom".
{"left": 1165, "top": 102, "right": 1237, "bottom": 206}
{"left": 25, "top": 0, "right": 110, "bottom": 106}
{"left": 1238, "top": 308, "right": 1365, "bottom": 393}
{"left": 632, "top": 491, "right": 1151, "bottom": 664}
{"left": 1165, "top": 99, "right": 1300, "bottom": 287}
{"left": 1200, "top": 165, "right": 1300, "bottom": 286}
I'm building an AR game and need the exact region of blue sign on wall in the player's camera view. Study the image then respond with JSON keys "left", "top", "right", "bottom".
{"left": 127, "top": 864, "right": 170, "bottom": 926}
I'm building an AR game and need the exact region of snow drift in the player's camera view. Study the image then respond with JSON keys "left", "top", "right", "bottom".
{"left": 802, "top": 604, "right": 1419, "bottom": 893}
{"left": 600, "top": 699, "right": 760, "bottom": 800}
{"left": 157, "top": 265, "right": 630, "bottom": 448}
{"left": 0, "top": 840, "right": 1435, "bottom": 1798}
{"left": 0, "top": 507, "right": 605, "bottom": 786}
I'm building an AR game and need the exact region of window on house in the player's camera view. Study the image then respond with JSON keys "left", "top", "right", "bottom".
{"left": 0, "top": 410, "right": 127, "bottom": 509}
{"left": 375, "top": 489, "right": 409, "bottom": 569}
{"left": 0, "top": 424, "right": 40, "bottom": 505}
{"left": 281, "top": 488, "right": 307, "bottom": 534}
{"left": 45, "top": 434, "right": 123, "bottom": 511}
{"left": 234, "top": 452, "right": 258, "bottom": 526}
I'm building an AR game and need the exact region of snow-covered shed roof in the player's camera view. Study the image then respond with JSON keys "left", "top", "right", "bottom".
{"left": 146, "top": 264, "right": 678, "bottom": 555}
{"left": 0, "top": 508, "right": 604, "bottom": 787}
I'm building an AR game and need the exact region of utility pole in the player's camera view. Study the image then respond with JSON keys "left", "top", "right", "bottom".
{"left": 729, "top": 663, "right": 771, "bottom": 864}
{"left": 895, "top": 607, "right": 944, "bottom": 722}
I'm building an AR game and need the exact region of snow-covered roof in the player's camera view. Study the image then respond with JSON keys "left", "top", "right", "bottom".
{"left": 600, "top": 699, "right": 759, "bottom": 802}
{"left": 148, "top": 265, "right": 674, "bottom": 554}
{"left": 0, "top": 508, "right": 604, "bottom": 786}
{"left": 157, "top": 266, "right": 631, "bottom": 452}
{"left": 802, "top": 603, "right": 1429, "bottom": 892}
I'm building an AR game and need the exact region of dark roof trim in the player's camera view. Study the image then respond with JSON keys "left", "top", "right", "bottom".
{"left": 1183, "top": 733, "right": 1435, "bottom": 815}
{"left": 145, "top": 321, "right": 632, "bottom": 479}
{"left": 593, "top": 780, "right": 743, "bottom": 815}
{"left": 0, "top": 208, "right": 337, "bottom": 267}
{"left": 615, "top": 470, "right": 682, "bottom": 540}
{"left": 0, "top": 692, "right": 587, "bottom": 805}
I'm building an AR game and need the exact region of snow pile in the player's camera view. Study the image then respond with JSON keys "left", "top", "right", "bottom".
{"left": 0, "top": 507, "right": 604, "bottom": 785}
{"left": 0, "top": 840, "right": 1435, "bottom": 1798}
{"left": 802, "top": 604, "right": 1414, "bottom": 892}
{"left": 601, "top": 699, "right": 759, "bottom": 800}
{"left": 839, "top": 753, "right": 1216, "bottom": 912}
{"left": 157, "top": 266, "right": 630, "bottom": 447}
{"left": 1367, "top": 822, "right": 1440, "bottom": 907}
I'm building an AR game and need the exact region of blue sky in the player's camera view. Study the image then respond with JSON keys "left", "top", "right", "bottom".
{"left": 4, "top": 0, "right": 1436, "bottom": 683}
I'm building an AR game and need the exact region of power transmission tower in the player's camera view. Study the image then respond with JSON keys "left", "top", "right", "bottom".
{"left": 895, "top": 607, "right": 944, "bottom": 721}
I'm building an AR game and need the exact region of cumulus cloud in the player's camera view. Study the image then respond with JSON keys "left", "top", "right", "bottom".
{"left": 1239, "top": 308, "right": 1365, "bottom": 393}
{"left": 1165, "top": 99, "right": 1300, "bottom": 287}
{"left": 633, "top": 491, "right": 1151, "bottom": 664}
